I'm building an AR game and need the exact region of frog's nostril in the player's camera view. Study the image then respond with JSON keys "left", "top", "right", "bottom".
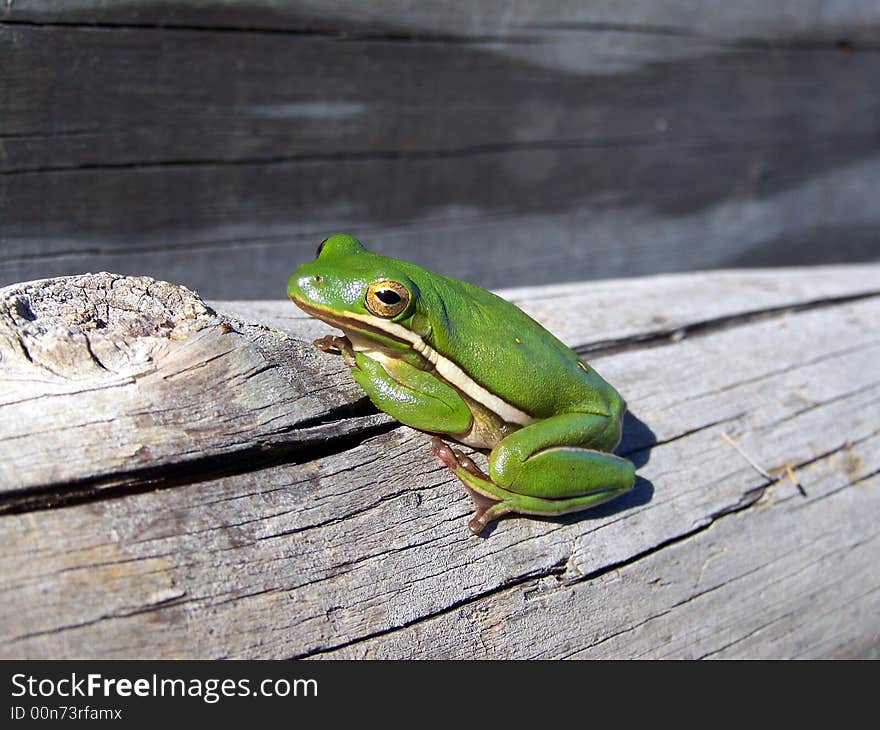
{"left": 314, "top": 275, "right": 323, "bottom": 283}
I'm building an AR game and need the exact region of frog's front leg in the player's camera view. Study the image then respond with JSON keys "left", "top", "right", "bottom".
{"left": 349, "top": 352, "right": 473, "bottom": 435}
{"left": 314, "top": 334, "right": 357, "bottom": 366}
{"left": 434, "top": 412, "right": 635, "bottom": 535}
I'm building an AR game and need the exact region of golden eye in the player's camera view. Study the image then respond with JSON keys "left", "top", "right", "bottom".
{"left": 365, "top": 280, "right": 410, "bottom": 318}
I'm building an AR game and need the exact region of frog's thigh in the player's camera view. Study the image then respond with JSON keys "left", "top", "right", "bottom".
{"left": 351, "top": 352, "right": 472, "bottom": 434}
{"left": 489, "top": 412, "right": 634, "bottom": 500}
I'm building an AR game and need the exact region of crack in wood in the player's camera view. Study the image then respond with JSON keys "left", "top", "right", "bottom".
{"left": 290, "top": 558, "right": 570, "bottom": 659}
{"left": 580, "top": 290, "right": 880, "bottom": 360}
{"left": 526, "top": 21, "right": 880, "bottom": 53}
{"left": 0, "top": 17, "right": 539, "bottom": 44}
{"left": 3, "top": 592, "right": 190, "bottom": 646}
{"left": 676, "top": 338, "right": 880, "bottom": 409}
{"left": 619, "top": 413, "right": 745, "bottom": 459}
{"left": 298, "top": 432, "right": 876, "bottom": 658}
{"left": 0, "top": 414, "right": 396, "bottom": 516}
{"left": 4, "top": 16, "right": 874, "bottom": 54}
{"left": 0, "top": 133, "right": 706, "bottom": 177}
{"left": 689, "top": 532, "right": 880, "bottom": 658}
{"left": 756, "top": 379, "right": 880, "bottom": 431}
{"left": 3, "top": 289, "right": 872, "bottom": 514}
{"left": 696, "top": 612, "right": 796, "bottom": 659}
{"left": 789, "top": 583, "right": 880, "bottom": 659}
{"left": 294, "top": 510, "right": 729, "bottom": 658}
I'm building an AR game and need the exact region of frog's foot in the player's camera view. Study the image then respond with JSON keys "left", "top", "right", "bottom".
{"left": 430, "top": 436, "right": 489, "bottom": 480}
{"left": 313, "top": 333, "right": 348, "bottom": 354}
{"left": 430, "top": 437, "right": 511, "bottom": 535}
{"left": 313, "top": 334, "right": 356, "bottom": 366}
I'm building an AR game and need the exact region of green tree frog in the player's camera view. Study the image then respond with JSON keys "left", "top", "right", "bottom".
{"left": 287, "top": 234, "right": 635, "bottom": 535}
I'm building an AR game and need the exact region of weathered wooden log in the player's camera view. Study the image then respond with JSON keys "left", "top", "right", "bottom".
{"left": 0, "top": 265, "right": 878, "bottom": 658}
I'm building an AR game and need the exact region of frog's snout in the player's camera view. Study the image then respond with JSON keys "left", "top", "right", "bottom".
{"left": 285, "top": 272, "right": 304, "bottom": 301}
{"left": 287, "top": 264, "right": 328, "bottom": 305}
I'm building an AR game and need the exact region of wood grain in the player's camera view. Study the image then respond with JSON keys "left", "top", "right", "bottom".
{"left": 8, "top": 1, "right": 880, "bottom": 41}
{"left": 1, "top": 265, "right": 878, "bottom": 658}
{"left": 2, "top": 2, "right": 878, "bottom": 296}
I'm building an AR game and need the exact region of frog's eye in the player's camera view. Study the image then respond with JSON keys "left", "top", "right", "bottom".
{"left": 316, "top": 238, "right": 329, "bottom": 257}
{"left": 365, "top": 280, "right": 410, "bottom": 318}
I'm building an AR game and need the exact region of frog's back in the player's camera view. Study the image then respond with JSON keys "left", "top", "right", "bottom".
{"left": 407, "top": 266, "right": 622, "bottom": 421}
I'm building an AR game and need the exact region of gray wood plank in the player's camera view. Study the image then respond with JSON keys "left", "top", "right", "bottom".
{"left": 7, "top": 1, "right": 880, "bottom": 42}
{"left": 3, "top": 151, "right": 879, "bottom": 298}
{"left": 4, "top": 21, "right": 876, "bottom": 173}
{"left": 0, "top": 266, "right": 877, "bottom": 658}
{"left": 2, "top": 5, "right": 879, "bottom": 296}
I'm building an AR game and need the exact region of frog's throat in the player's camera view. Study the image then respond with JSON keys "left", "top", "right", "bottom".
{"left": 290, "top": 297, "right": 534, "bottom": 427}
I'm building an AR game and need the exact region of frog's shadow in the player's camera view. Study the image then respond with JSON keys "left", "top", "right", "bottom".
{"left": 481, "top": 410, "right": 656, "bottom": 537}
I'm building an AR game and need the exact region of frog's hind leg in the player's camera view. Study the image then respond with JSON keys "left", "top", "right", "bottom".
{"left": 431, "top": 437, "right": 513, "bottom": 534}
{"left": 431, "top": 413, "right": 635, "bottom": 535}
{"left": 433, "top": 435, "right": 629, "bottom": 535}
{"left": 432, "top": 436, "right": 588, "bottom": 535}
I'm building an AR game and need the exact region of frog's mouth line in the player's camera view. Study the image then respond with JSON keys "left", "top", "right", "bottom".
{"left": 288, "top": 296, "right": 413, "bottom": 349}
{"left": 289, "top": 295, "right": 534, "bottom": 427}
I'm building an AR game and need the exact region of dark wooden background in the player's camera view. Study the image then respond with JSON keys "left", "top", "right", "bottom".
{"left": 2, "top": 1, "right": 879, "bottom": 299}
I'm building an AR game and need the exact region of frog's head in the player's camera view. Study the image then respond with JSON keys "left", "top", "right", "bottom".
{"left": 287, "top": 234, "right": 432, "bottom": 361}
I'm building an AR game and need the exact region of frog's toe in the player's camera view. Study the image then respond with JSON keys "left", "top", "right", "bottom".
{"left": 466, "top": 496, "right": 512, "bottom": 536}
{"left": 313, "top": 334, "right": 339, "bottom": 352}
{"left": 430, "top": 436, "right": 458, "bottom": 469}
{"left": 313, "top": 334, "right": 355, "bottom": 362}
{"left": 468, "top": 514, "right": 489, "bottom": 536}
{"left": 431, "top": 436, "right": 508, "bottom": 534}
{"left": 458, "top": 454, "right": 489, "bottom": 480}
{"left": 430, "top": 437, "right": 489, "bottom": 480}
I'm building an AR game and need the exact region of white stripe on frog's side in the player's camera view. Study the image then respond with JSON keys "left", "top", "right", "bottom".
{"left": 341, "top": 311, "right": 535, "bottom": 427}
